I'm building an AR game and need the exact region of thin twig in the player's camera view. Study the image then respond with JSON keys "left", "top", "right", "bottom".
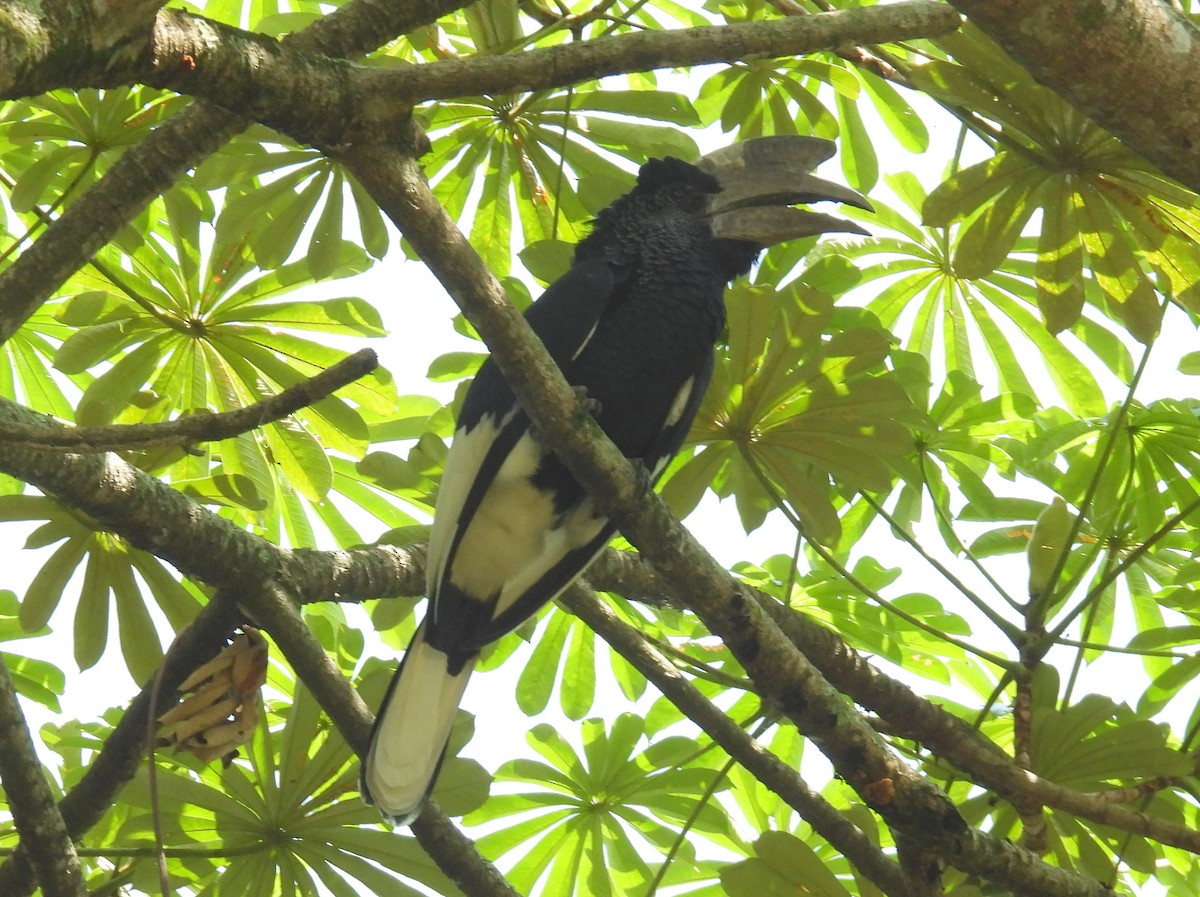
{"left": 0, "top": 349, "right": 378, "bottom": 452}
{"left": 861, "top": 491, "right": 1022, "bottom": 640}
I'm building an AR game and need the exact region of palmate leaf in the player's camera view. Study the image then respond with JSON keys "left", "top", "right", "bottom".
{"left": 912, "top": 25, "right": 1197, "bottom": 344}
{"left": 512, "top": 596, "right": 655, "bottom": 723}
{"left": 0, "top": 495, "right": 204, "bottom": 680}
{"left": 1035, "top": 181, "right": 1085, "bottom": 333}
{"left": 2, "top": 297, "right": 79, "bottom": 429}
{"left": 199, "top": 142, "right": 391, "bottom": 275}
{"left": 50, "top": 189, "right": 400, "bottom": 534}
{"left": 797, "top": 554, "right": 972, "bottom": 677}
{"left": 471, "top": 714, "right": 733, "bottom": 897}
{"left": 840, "top": 181, "right": 1127, "bottom": 417}
{"left": 1028, "top": 670, "right": 1193, "bottom": 791}
{"left": 422, "top": 86, "right": 701, "bottom": 271}
{"left": 516, "top": 610, "right": 595, "bottom": 720}
{"left": 950, "top": 398, "right": 1200, "bottom": 637}
{"left": 721, "top": 831, "right": 852, "bottom": 897}
{"left": 0, "top": 589, "right": 65, "bottom": 710}
{"left": 113, "top": 662, "right": 481, "bottom": 897}
{"left": 0, "top": 87, "right": 185, "bottom": 215}
{"left": 664, "top": 284, "right": 915, "bottom": 543}
{"left": 695, "top": 59, "right": 841, "bottom": 140}
{"left": 1027, "top": 400, "right": 1200, "bottom": 549}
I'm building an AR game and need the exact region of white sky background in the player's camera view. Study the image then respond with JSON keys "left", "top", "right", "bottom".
{"left": 6, "top": 67, "right": 1200, "bottom": 896}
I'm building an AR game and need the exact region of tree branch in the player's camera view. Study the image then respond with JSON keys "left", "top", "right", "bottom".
{"left": 0, "top": 661, "right": 86, "bottom": 897}
{"left": 0, "top": 0, "right": 164, "bottom": 98}
{"left": 0, "top": 382, "right": 1169, "bottom": 896}
{"left": 237, "top": 580, "right": 520, "bottom": 897}
{"left": 0, "top": 368, "right": 1187, "bottom": 881}
{"left": 560, "top": 584, "right": 911, "bottom": 897}
{"left": 3, "top": 3, "right": 961, "bottom": 132}
{"left": 586, "top": 549, "right": 1200, "bottom": 855}
{"left": 0, "top": 394, "right": 428, "bottom": 610}
{"left": 947, "top": 0, "right": 1200, "bottom": 194}
{"left": 0, "top": 0, "right": 468, "bottom": 344}
{"left": 0, "top": 349, "right": 378, "bottom": 451}
{"left": 0, "top": 421, "right": 515, "bottom": 895}
{"left": 0, "top": 595, "right": 241, "bottom": 897}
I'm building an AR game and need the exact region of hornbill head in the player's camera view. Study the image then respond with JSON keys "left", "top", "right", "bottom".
{"left": 697, "top": 135, "right": 872, "bottom": 245}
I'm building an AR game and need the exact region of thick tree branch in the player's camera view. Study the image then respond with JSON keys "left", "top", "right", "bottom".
{"left": 0, "top": 400, "right": 292, "bottom": 584}
{"left": 0, "top": 0, "right": 468, "bottom": 344}
{"left": 339, "top": 135, "right": 1114, "bottom": 897}
{"left": 0, "top": 662, "right": 85, "bottom": 897}
{"left": 0, "top": 389, "right": 1166, "bottom": 895}
{"left": 0, "top": 349, "right": 377, "bottom": 451}
{"left": 1, "top": 4, "right": 959, "bottom": 159}
{"left": 0, "top": 427, "right": 516, "bottom": 895}
{"left": 0, "top": 373, "right": 1186, "bottom": 882}
{"left": 0, "top": 0, "right": 164, "bottom": 98}
{"left": 588, "top": 548, "right": 1200, "bottom": 855}
{"left": 0, "top": 396, "right": 425, "bottom": 609}
{"left": 947, "top": 0, "right": 1200, "bottom": 194}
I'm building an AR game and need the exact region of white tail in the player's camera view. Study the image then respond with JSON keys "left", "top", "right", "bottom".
{"left": 361, "top": 626, "right": 475, "bottom": 824}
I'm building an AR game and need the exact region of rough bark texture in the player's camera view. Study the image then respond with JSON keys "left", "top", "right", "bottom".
{"left": 0, "top": 0, "right": 468, "bottom": 343}
{"left": 949, "top": 0, "right": 1200, "bottom": 192}
{"left": 0, "top": 663, "right": 86, "bottom": 897}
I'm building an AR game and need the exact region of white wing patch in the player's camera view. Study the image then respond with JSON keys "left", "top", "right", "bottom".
{"left": 426, "top": 409, "right": 517, "bottom": 603}
{"left": 449, "top": 431, "right": 559, "bottom": 603}
{"left": 491, "top": 494, "right": 607, "bottom": 617}
{"left": 430, "top": 374, "right": 696, "bottom": 627}
{"left": 443, "top": 428, "right": 608, "bottom": 620}
{"left": 570, "top": 320, "right": 601, "bottom": 362}
{"left": 665, "top": 375, "right": 696, "bottom": 428}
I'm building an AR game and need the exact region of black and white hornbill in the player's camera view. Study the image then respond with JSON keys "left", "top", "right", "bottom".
{"left": 361, "top": 136, "right": 871, "bottom": 824}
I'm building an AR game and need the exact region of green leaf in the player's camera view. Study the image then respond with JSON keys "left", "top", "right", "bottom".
{"left": 560, "top": 617, "right": 596, "bottom": 720}
{"left": 689, "top": 284, "right": 914, "bottom": 542}
{"left": 862, "top": 72, "right": 929, "bottom": 153}
{"left": 517, "top": 611, "right": 570, "bottom": 716}
{"left": 836, "top": 92, "right": 877, "bottom": 192}
{"left": 112, "top": 552, "right": 163, "bottom": 683}
{"left": 308, "top": 170, "right": 346, "bottom": 279}
{"left": 75, "top": 336, "right": 168, "bottom": 425}
{"left": 428, "top": 351, "right": 486, "bottom": 383}
{"left": 572, "top": 90, "right": 700, "bottom": 126}
{"left": 235, "top": 297, "right": 385, "bottom": 337}
{"left": 21, "top": 537, "right": 89, "bottom": 631}
{"left": 1034, "top": 182, "right": 1085, "bottom": 333}
{"left": 952, "top": 169, "right": 1041, "bottom": 279}
{"left": 74, "top": 544, "right": 111, "bottom": 671}
{"left": 54, "top": 315, "right": 149, "bottom": 374}
{"left": 923, "top": 153, "right": 1030, "bottom": 228}
{"left": 721, "top": 832, "right": 851, "bottom": 897}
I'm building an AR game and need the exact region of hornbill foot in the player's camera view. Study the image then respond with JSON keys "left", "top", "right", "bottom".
{"left": 573, "top": 385, "right": 602, "bottom": 417}
{"left": 630, "top": 459, "right": 654, "bottom": 498}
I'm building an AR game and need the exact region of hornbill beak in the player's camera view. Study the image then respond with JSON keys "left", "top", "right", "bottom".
{"left": 697, "top": 136, "right": 873, "bottom": 244}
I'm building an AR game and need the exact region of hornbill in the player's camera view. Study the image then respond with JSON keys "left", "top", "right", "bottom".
{"left": 361, "top": 136, "right": 871, "bottom": 824}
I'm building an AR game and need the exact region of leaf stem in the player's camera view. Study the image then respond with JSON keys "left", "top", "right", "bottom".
{"left": 743, "top": 451, "right": 1016, "bottom": 670}
{"left": 861, "top": 491, "right": 1023, "bottom": 640}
